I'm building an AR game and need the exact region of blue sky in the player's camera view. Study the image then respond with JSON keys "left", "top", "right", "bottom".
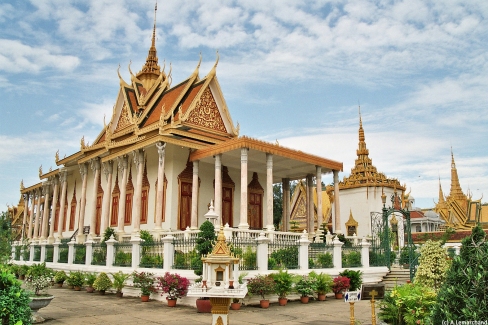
{"left": 1, "top": 0, "right": 487, "bottom": 211}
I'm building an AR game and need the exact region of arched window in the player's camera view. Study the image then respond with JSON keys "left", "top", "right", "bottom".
{"left": 95, "top": 172, "right": 104, "bottom": 235}
{"left": 111, "top": 172, "right": 120, "bottom": 227}
{"left": 140, "top": 162, "right": 150, "bottom": 225}
{"left": 124, "top": 167, "right": 134, "bottom": 225}
{"left": 69, "top": 185, "right": 77, "bottom": 231}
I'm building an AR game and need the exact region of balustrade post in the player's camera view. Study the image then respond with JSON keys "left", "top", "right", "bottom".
{"left": 266, "top": 228, "right": 275, "bottom": 242}
{"left": 361, "top": 237, "right": 371, "bottom": 268}
{"left": 40, "top": 241, "right": 46, "bottom": 262}
{"left": 131, "top": 236, "right": 143, "bottom": 269}
{"left": 183, "top": 227, "right": 191, "bottom": 240}
{"left": 85, "top": 237, "right": 94, "bottom": 266}
{"left": 162, "top": 235, "right": 175, "bottom": 270}
{"left": 333, "top": 236, "right": 344, "bottom": 269}
{"left": 223, "top": 224, "right": 232, "bottom": 240}
{"left": 105, "top": 235, "right": 117, "bottom": 267}
{"left": 67, "top": 238, "right": 75, "bottom": 265}
{"left": 256, "top": 232, "right": 270, "bottom": 272}
{"left": 53, "top": 238, "right": 60, "bottom": 264}
{"left": 325, "top": 232, "right": 334, "bottom": 245}
{"left": 11, "top": 243, "right": 16, "bottom": 261}
{"left": 298, "top": 230, "right": 311, "bottom": 270}
{"left": 29, "top": 242, "right": 35, "bottom": 262}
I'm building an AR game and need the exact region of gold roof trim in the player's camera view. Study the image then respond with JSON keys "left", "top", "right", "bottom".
{"left": 189, "top": 136, "right": 343, "bottom": 171}
{"left": 77, "top": 149, "right": 107, "bottom": 164}
{"left": 40, "top": 168, "right": 60, "bottom": 180}
{"left": 21, "top": 182, "right": 43, "bottom": 194}
{"left": 56, "top": 151, "right": 83, "bottom": 166}
{"left": 168, "top": 129, "right": 226, "bottom": 145}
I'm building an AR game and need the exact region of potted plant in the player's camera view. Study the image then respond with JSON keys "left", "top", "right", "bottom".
{"left": 93, "top": 272, "right": 112, "bottom": 294}
{"left": 25, "top": 263, "right": 55, "bottom": 323}
{"left": 0, "top": 268, "right": 32, "bottom": 325}
{"left": 332, "top": 276, "right": 350, "bottom": 299}
{"left": 271, "top": 269, "right": 294, "bottom": 306}
{"left": 132, "top": 271, "right": 155, "bottom": 301}
{"left": 54, "top": 270, "right": 68, "bottom": 287}
{"left": 193, "top": 221, "right": 216, "bottom": 313}
{"left": 111, "top": 271, "right": 130, "bottom": 297}
{"left": 246, "top": 274, "right": 275, "bottom": 308}
{"left": 339, "top": 269, "right": 362, "bottom": 291}
{"left": 230, "top": 298, "right": 241, "bottom": 310}
{"left": 295, "top": 276, "right": 318, "bottom": 304}
{"left": 157, "top": 272, "right": 190, "bottom": 307}
{"left": 18, "top": 264, "right": 29, "bottom": 280}
{"left": 84, "top": 272, "right": 97, "bottom": 293}
{"left": 69, "top": 271, "right": 85, "bottom": 291}
{"left": 309, "top": 271, "right": 333, "bottom": 301}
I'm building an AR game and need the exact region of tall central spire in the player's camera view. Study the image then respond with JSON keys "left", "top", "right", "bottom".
{"left": 137, "top": 3, "right": 161, "bottom": 79}
{"left": 448, "top": 148, "right": 466, "bottom": 201}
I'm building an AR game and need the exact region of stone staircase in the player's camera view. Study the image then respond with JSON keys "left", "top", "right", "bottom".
{"left": 381, "top": 267, "right": 411, "bottom": 290}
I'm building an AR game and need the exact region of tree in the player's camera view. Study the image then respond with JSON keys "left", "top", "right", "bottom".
{"left": 194, "top": 221, "right": 216, "bottom": 276}
{"left": 413, "top": 240, "right": 450, "bottom": 290}
{"left": 273, "top": 184, "right": 283, "bottom": 229}
{"left": 432, "top": 225, "right": 488, "bottom": 320}
{"left": 0, "top": 212, "right": 13, "bottom": 264}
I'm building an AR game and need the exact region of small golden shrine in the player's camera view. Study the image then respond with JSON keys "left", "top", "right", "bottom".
{"left": 187, "top": 226, "right": 247, "bottom": 325}
{"left": 345, "top": 209, "right": 358, "bottom": 236}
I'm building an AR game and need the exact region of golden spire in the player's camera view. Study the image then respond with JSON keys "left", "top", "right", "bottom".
{"left": 448, "top": 148, "right": 467, "bottom": 201}
{"left": 137, "top": 3, "right": 161, "bottom": 79}
{"left": 438, "top": 176, "right": 445, "bottom": 204}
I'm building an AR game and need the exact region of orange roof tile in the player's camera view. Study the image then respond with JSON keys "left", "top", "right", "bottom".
{"left": 180, "top": 82, "right": 204, "bottom": 116}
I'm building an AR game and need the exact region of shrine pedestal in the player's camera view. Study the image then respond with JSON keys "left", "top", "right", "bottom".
{"left": 210, "top": 297, "right": 231, "bottom": 325}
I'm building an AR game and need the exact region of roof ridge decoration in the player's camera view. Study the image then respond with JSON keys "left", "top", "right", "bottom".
{"left": 339, "top": 109, "right": 404, "bottom": 191}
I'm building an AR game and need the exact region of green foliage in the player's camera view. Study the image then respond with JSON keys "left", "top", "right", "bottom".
{"left": 378, "top": 283, "right": 436, "bottom": 325}
{"left": 84, "top": 272, "right": 97, "bottom": 286}
{"left": 339, "top": 269, "right": 363, "bottom": 291}
{"left": 139, "top": 254, "right": 163, "bottom": 268}
{"left": 18, "top": 265, "right": 29, "bottom": 277}
{"left": 309, "top": 271, "right": 333, "bottom": 295}
{"left": 91, "top": 246, "right": 107, "bottom": 265}
{"left": 273, "top": 183, "right": 283, "bottom": 229}
{"left": 332, "top": 276, "right": 350, "bottom": 294}
{"left": 295, "top": 275, "right": 318, "bottom": 297}
{"left": 316, "top": 252, "right": 333, "bottom": 268}
{"left": 174, "top": 250, "right": 198, "bottom": 270}
{"left": 247, "top": 274, "right": 276, "bottom": 300}
{"left": 110, "top": 271, "right": 129, "bottom": 292}
{"left": 270, "top": 246, "right": 298, "bottom": 269}
{"left": 0, "top": 268, "right": 32, "bottom": 325}
{"left": 337, "top": 233, "right": 352, "bottom": 247}
{"left": 53, "top": 270, "right": 67, "bottom": 284}
{"left": 241, "top": 246, "right": 257, "bottom": 270}
{"left": 74, "top": 246, "right": 86, "bottom": 264}
{"left": 114, "top": 251, "right": 132, "bottom": 266}
{"left": 342, "top": 251, "right": 362, "bottom": 267}
{"left": 25, "top": 263, "right": 54, "bottom": 295}
{"left": 69, "top": 271, "right": 85, "bottom": 287}
{"left": 270, "top": 269, "right": 294, "bottom": 298}
{"left": 432, "top": 225, "right": 488, "bottom": 321}
{"left": 0, "top": 212, "right": 13, "bottom": 264}
{"left": 414, "top": 240, "right": 450, "bottom": 290}
{"left": 194, "top": 221, "right": 216, "bottom": 276}
{"left": 59, "top": 247, "right": 69, "bottom": 263}
{"left": 102, "top": 227, "right": 116, "bottom": 242}
{"left": 93, "top": 272, "right": 112, "bottom": 291}
{"left": 132, "top": 271, "right": 155, "bottom": 296}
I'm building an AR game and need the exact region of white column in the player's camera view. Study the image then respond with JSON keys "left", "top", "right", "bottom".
{"left": 57, "top": 170, "right": 68, "bottom": 239}
{"left": 77, "top": 163, "right": 88, "bottom": 243}
{"left": 131, "top": 150, "right": 144, "bottom": 234}
{"left": 266, "top": 153, "right": 274, "bottom": 231}
{"left": 40, "top": 182, "right": 51, "bottom": 240}
{"left": 333, "top": 235, "right": 344, "bottom": 269}
{"left": 256, "top": 232, "right": 270, "bottom": 272}
{"left": 316, "top": 167, "right": 323, "bottom": 228}
{"left": 162, "top": 234, "right": 175, "bottom": 270}
{"left": 33, "top": 189, "right": 41, "bottom": 240}
{"left": 191, "top": 160, "right": 199, "bottom": 229}
{"left": 48, "top": 176, "right": 59, "bottom": 243}
{"left": 117, "top": 156, "right": 129, "bottom": 234}
{"left": 333, "top": 170, "right": 342, "bottom": 234}
{"left": 282, "top": 179, "right": 290, "bottom": 232}
{"left": 101, "top": 161, "right": 113, "bottom": 233}
{"left": 298, "top": 230, "right": 311, "bottom": 270}
{"left": 214, "top": 154, "right": 222, "bottom": 224}
{"left": 239, "top": 148, "right": 249, "bottom": 229}
{"left": 22, "top": 193, "right": 29, "bottom": 241}
{"left": 89, "top": 159, "right": 101, "bottom": 237}
{"left": 28, "top": 192, "right": 35, "bottom": 239}
{"left": 155, "top": 142, "right": 166, "bottom": 230}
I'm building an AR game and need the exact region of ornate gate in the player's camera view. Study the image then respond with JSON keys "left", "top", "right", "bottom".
{"left": 370, "top": 211, "right": 390, "bottom": 267}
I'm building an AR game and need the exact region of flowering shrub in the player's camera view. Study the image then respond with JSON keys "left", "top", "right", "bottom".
{"left": 247, "top": 274, "right": 276, "bottom": 300}
{"left": 295, "top": 276, "right": 318, "bottom": 297}
{"left": 379, "top": 283, "right": 436, "bottom": 325}
{"left": 25, "top": 263, "right": 54, "bottom": 295}
{"left": 157, "top": 272, "right": 190, "bottom": 300}
{"left": 132, "top": 271, "right": 155, "bottom": 296}
{"left": 332, "top": 276, "right": 350, "bottom": 294}
{"left": 414, "top": 240, "right": 450, "bottom": 290}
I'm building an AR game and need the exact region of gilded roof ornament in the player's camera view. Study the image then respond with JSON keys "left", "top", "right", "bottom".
{"left": 80, "top": 136, "right": 86, "bottom": 149}
{"left": 20, "top": 179, "right": 24, "bottom": 190}
{"left": 55, "top": 150, "right": 59, "bottom": 163}
{"left": 39, "top": 165, "right": 43, "bottom": 177}
{"left": 235, "top": 122, "right": 240, "bottom": 136}
{"left": 128, "top": 60, "right": 135, "bottom": 79}
{"left": 191, "top": 53, "right": 202, "bottom": 78}
{"left": 206, "top": 51, "right": 219, "bottom": 78}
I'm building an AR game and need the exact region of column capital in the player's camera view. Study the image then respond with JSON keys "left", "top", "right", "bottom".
{"left": 132, "top": 149, "right": 144, "bottom": 170}
{"left": 41, "top": 181, "right": 51, "bottom": 195}
{"left": 90, "top": 158, "right": 101, "bottom": 171}
{"left": 266, "top": 153, "right": 273, "bottom": 169}
{"left": 59, "top": 168, "right": 68, "bottom": 183}
{"left": 117, "top": 155, "right": 128, "bottom": 170}
{"left": 79, "top": 163, "right": 88, "bottom": 178}
{"left": 102, "top": 160, "right": 114, "bottom": 180}
{"left": 156, "top": 141, "right": 166, "bottom": 156}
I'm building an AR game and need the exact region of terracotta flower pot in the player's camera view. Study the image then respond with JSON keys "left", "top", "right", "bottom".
{"left": 259, "top": 300, "right": 270, "bottom": 309}
{"left": 99, "top": 290, "right": 106, "bottom": 295}
{"left": 116, "top": 291, "right": 123, "bottom": 298}
{"left": 318, "top": 294, "right": 326, "bottom": 301}
{"left": 73, "top": 286, "right": 81, "bottom": 291}
{"left": 55, "top": 282, "right": 63, "bottom": 288}
{"left": 141, "top": 295, "right": 149, "bottom": 302}
{"left": 86, "top": 286, "right": 94, "bottom": 293}
{"left": 167, "top": 298, "right": 177, "bottom": 307}
{"left": 278, "top": 298, "right": 288, "bottom": 306}
{"left": 335, "top": 293, "right": 343, "bottom": 299}
{"left": 300, "top": 296, "right": 309, "bottom": 304}
{"left": 196, "top": 299, "right": 212, "bottom": 313}
{"left": 230, "top": 302, "right": 241, "bottom": 310}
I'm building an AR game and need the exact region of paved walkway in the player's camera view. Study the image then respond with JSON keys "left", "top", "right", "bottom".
{"left": 41, "top": 286, "right": 379, "bottom": 325}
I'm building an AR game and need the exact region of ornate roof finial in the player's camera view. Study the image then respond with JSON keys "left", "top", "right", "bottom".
{"left": 20, "top": 179, "right": 24, "bottom": 190}
{"left": 137, "top": 2, "right": 161, "bottom": 79}
{"left": 128, "top": 60, "right": 135, "bottom": 78}
{"left": 81, "top": 136, "right": 86, "bottom": 149}
{"left": 55, "top": 150, "right": 59, "bottom": 163}
{"left": 39, "top": 165, "right": 43, "bottom": 177}
{"left": 206, "top": 50, "right": 219, "bottom": 78}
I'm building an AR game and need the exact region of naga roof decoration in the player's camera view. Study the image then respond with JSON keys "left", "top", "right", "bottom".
{"left": 339, "top": 111, "right": 405, "bottom": 191}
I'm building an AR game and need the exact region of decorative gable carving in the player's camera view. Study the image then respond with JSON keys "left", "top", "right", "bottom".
{"left": 186, "top": 87, "right": 226, "bottom": 133}
{"left": 115, "top": 104, "right": 132, "bottom": 132}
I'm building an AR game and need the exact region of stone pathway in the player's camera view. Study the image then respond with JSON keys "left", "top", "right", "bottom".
{"left": 40, "top": 286, "right": 379, "bottom": 325}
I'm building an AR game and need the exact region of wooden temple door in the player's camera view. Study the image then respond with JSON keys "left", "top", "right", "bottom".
{"left": 248, "top": 192, "right": 262, "bottom": 229}
{"left": 222, "top": 186, "right": 233, "bottom": 227}
{"left": 95, "top": 194, "right": 102, "bottom": 235}
{"left": 179, "top": 182, "right": 192, "bottom": 230}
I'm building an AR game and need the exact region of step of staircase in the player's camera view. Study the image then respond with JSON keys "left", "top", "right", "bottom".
{"left": 381, "top": 268, "right": 411, "bottom": 290}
